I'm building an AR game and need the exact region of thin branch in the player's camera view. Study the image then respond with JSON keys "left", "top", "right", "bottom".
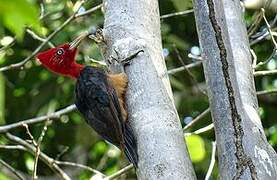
{"left": 173, "top": 46, "right": 206, "bottom": 94}
{"left": 5, "top": 133, "right": 71, "bottom": 180}
{"left": 183, "top": 108, "right": 210, "bottom": 131}
{"left": 160, "top": 9, "right": 194, "bottom": 19}
{"left": 0, "top": 159, "right": 26, "bottom": 180}
{"left": 204, "top": 141, "right": 216, "bottom": 180}
{"left": 39, "top": 3, "right": 45, "bottom": 19}
{"left": 32, "top": 119, "right": 50, "bottom": 179}
{"left": 26, "top": 29, "right": 55, "bottom": 48}
{"left": 184, "top": 123, "right": 214, "bottom": 136}
{"left": 0, "top": 143, "right": 104, "bottom": 177}
{"left": 0, "top": 145, "right": 26, "bottom": 150}
{"left": 0, "top": 2, "right": 102, "bottom": 72}
{"left": 75, "top": 3, "right": 103, "bottom": 18}
{"left": 262, "top": 8, "right": 277, "bottom": 48}
{"left": 167, "top": 61, "right": 202, "bottom": 75}
{"left": 103, "top": 164, "right": 134, "bottom": 180}
{"left": 257, "top": 89, "right": 277, "bottom": 96}
{"left": 254, "top": 69, "right": 277, "bottom": 76}
{"left": 254, "top": 49, "right": 276, "bottom": 69}
{"left": 248, "top": 11, "right": 263, "bottom": 37}
{"left": 188, "top": 53, "right": 203, "bottom": 61}
{"left": 0, "top": 104, "right": 76, "bottom": 133}
{"left": 55, "top": 160, "right": 104, "bottom": 176}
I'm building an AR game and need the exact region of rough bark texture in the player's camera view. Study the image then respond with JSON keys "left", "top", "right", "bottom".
{"left": 100, "top": 0, "right": 196, "bottom": 179}
{"left": 193, "top": 0, "right": 277, "bottom": 179}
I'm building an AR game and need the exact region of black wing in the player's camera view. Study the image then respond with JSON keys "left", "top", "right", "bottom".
{"left": 75, "top": 66, "right": 138, "bottom": 166}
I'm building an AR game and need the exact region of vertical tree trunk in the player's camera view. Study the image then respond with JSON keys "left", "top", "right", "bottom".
{"left": 100, "top": 0, "right": 196, "bottom": 179}
{"left": 193, "top": 0, "right": 277, "bottom": 179}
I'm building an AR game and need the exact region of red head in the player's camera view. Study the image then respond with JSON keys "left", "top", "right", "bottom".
{"left": 36, "top": 34, "right": 87, "bottom": 79}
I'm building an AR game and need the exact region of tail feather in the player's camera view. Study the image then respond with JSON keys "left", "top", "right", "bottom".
{"left": 123, "top": 122, "right": 138, "bottom": 168}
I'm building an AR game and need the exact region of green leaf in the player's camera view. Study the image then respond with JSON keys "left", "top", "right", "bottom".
{"left": 185, "top": 135, "right": 206, "bottom": 162}
{"left": 0, "top": 0, "right": 41, "bottom": 40}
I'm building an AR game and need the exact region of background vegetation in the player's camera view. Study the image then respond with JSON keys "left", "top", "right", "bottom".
{"left": 0, "top": 0, "right": 276, "bottom": 179}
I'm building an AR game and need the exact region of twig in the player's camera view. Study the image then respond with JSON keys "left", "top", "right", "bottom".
{"left": 250, "top": 49, "right": 257, "bottom": 69}
{"left": 185, "top": 123, "right": 214, "bottom": 136}
{"left": 250, "top": 29, "right": 269, "bottom": 46}
{"left": 39, "top": 3, "right": 45, "bottom": 20}
{"left": 0, "top": 104, "right": 76, "bottom": 133}
{"left": 23, "top": 124, "right": 36, "bottom": 145}
{"left": 188, "top": 53, "right": 203, "bottom": 61}
{"left": 167, "top": 61, "right": 202, "bottom": 75}
{"left": 254, "top": 49, "right": 276, "bottom": 69}
{"left": 55, "top": 160, "right": 104, "bottom": 176}
{"left": 160, "top": 9, "right": 194, "bottom": 19}
{"left": 33, "top": 119, "right": 50, "bottom": 179}
{"left": 0, "top": 143, "right": 104, "bottom": 177}
{"left": 0, "top": 145, "right": 26, "bottom": 150}
{"left": 103, "top": 164, "right": 134, "bottom": 180}
{"left": 96, "top": 153, "right": 109, "bottom": 170}
{"left": 55, "top": 146, "right": 69, "bottom": 160}
{"left": 173, "top": 46, "right": 206, "bottom": 95}
{"left": 183, "top": 108, "right": 210, "bottom": 131}
{"left": 75, "top": 3, "right": 103, "bottom": 18}
{"left": 262, "top": 8, "right": 277, "bottom": 48}
{"left": 248, "top": 11, "right": 263, "bottom": 37}
{"left": 5, "top": 133, "right": 71, "bottom": 180}
{"left": 204, "top": 141, "right": 216, "bottom": 180}
{"left": 0, "top": 159, "right": 26, "bottom": 180}
{"left": 0, "top": 2, "right": 102, "bottom": 72}
{"left": 257, "top": 89, "right": 277, "bottom": 96}
{"left": 254, "top": 69, "right": 277, "bottom": 76}
{"left": 26, "top": 29, "right": 55, "bottom": 48}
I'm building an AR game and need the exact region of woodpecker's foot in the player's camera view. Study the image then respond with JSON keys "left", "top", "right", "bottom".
{"left": 111, "top": 37, "right": 145, "bottom": 66}
{"left": 88, "top": 28, "right": 105, "bottom": 44}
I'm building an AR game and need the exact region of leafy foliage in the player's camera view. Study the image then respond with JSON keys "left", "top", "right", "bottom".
{"left": 0, "top": 0, "right": 41, "bottom": 40}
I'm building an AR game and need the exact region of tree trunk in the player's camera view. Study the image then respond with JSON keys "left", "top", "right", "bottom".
{"left": 100, "top": 0, "right": 196, "bottom": 179}
{"left": 193, "top": 0, "right": 277, "bottom": 179}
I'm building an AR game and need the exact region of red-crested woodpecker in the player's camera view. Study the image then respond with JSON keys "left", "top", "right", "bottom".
{"left": 36, "top": 34, "right": 138, "bottom": 167}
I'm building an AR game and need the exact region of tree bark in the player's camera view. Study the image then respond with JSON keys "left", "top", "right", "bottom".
{"left": 193, "top": 0, "right": 277, "bottom": 179}
{"left": 100, "top": 0, "right": 196, "bottom": 179}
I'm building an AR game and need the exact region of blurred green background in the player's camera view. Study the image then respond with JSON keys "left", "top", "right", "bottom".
{"left": 0, "top": 0, "right": 276, "bottom": 179}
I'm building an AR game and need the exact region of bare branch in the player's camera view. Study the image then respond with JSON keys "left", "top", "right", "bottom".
{"left": 204, "top": 141, "right": 216, "bottom": 180}
{"left": 183, "top": 108, "right": 210, "bottom": 131}
{"left": 5, "top": 133, "right": 71, "bottom": 180}
{"left": 160, "top": 9, "right": 194, "bottom": 19}
{"left": 167, "top": 61, "right": 202, "bottom": 75}
{"left": 103, "top": 164, "right": 134, "bottom": 180}
{"left": 0, "top": 145, "right": 26, "bottom": 150}
{"left": 254, "top": 69, "right": 277, "bottom": 76}
{"left": 184, "top": 123, "right": 214, "bottom": 137}
{"left": 55, "top": 160, "right": 104, "bottom": 176}
{"left": 0, "top": 159, "right": 26, "bottom": 180}
{"left": 0, "top": 104, "right": 76, "bottom": 133}
{"left": 26, "top": 29, "right": 55, "bottom": 48}
{"left": 75, "top": 4, "right": 103, "bottom": 18}
{"left": 257, "top": 89, "right": 277, "bottom": 96}
{"left": 262, "top": 8, "right": 277, "bottom": 49}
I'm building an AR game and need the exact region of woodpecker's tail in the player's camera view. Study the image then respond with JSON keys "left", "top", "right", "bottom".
{"left": 123, "top": 122, "right": 138, "bottom": 168}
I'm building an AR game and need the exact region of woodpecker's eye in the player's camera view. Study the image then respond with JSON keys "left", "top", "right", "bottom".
{"left": 56, "top": 48, "right": 64, "bottom": 55}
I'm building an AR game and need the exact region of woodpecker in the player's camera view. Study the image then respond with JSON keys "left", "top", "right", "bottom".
{"left": 36, "top": 33, "right": 138, "bottom": 167}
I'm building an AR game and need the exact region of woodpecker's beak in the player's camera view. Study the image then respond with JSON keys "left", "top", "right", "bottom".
{"left": 69, "top": 32, "right": 89, "bottom": 50}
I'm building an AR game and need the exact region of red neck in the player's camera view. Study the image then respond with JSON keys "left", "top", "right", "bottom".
{"left": 69, "top": 63, "right": 85, "bottom": 79}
